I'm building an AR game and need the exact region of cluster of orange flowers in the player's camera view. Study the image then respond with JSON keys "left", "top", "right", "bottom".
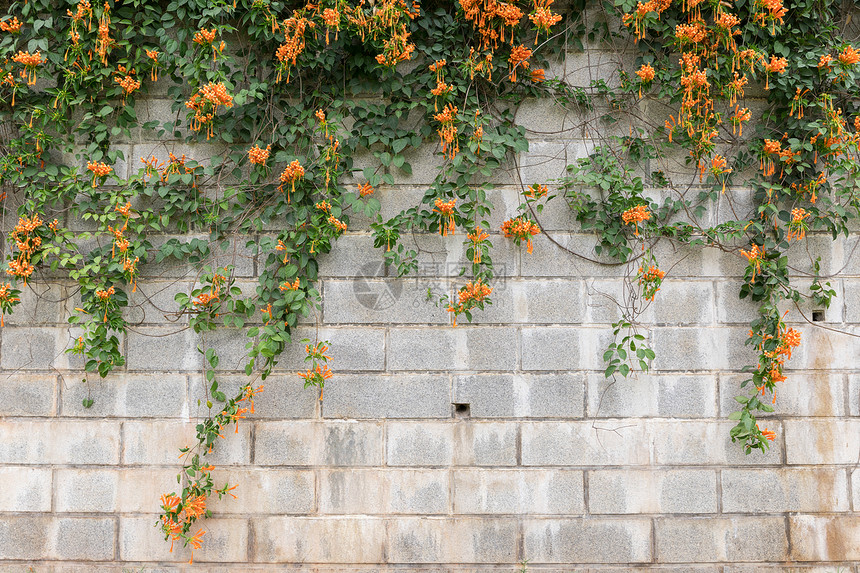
{"left": 751, "top": 319, "right": 802, "bottom": 400}
{"left": 838, "top": 45, "right": 859, "bottom": 66}
{"left": 159, "top": 495, "right": 208, "bottom": 564}
{"left": 96, "top": 2, "right": 113, "bottom": 65}
{"left": 460, "top": 0, "right": 561, "bottom": 55}
{"left": 193, "top": 27, "right": 225, "bottom": 60}
{"left": 621, "top": 205, "right": 650, "bottom": 235}
{"left": 358, "top": 182, "right": 374, "bottom": 196}
{"left": 508, "top": 44, "right": 532, "bottom": 82}
{"left": 328, "top": 215, "right": 347, "bottom": 232}
{"left": 6, "top": 215, "right": 43, "bottom": 284}
{"left": 279, "top": 159, "right": 305, "bottom": 199}
{"left": 141, "top": 152, "right": 198, "bottom": 185}
{"left": 298, "top": 341, "right": 333, "bottom": 399}
{"left": 635, "top": 63, "right": 655, "bottom": 82}
{"left": 115, "top": 73, "right": 141, "bottom": 102}
{"left": 193, "top": 273, "right": 226, "bottom": 310}
{"left": 275, "top": 17, "right": 313, "bottom": 83}
{"left": 786, "top": 207, "right": 809, "bottom": 241}
{"left": 637, "top": 265, "right": 665, "bottom": 301}
{"left": 739, "top": 242, "right": 765, "bottom": 280}
{"left": 753, "top": 0, "right": 787, "bottom": 32}
{"left": 280, "top": 278, "right": 301, "bottom": 291}
{"left": 185, "top": 82, "right": 233, "bottom": 139}
{"left": 11, "top": 50, "right": 45, "bottom": 85}
{"left": 146, "top": 49, "right": 159, "bottom": 81}
{"left": 447, "top": 279, "right": 493, "bottom": 324}
{"left": 434, "top": 103, "right": 459, "bottom": 160}
{"left": 0, "top": 282, "right": 20, "bottom": 327}
{"left": 707, "top": 154, "right": 732, "bottom": 190}
{"left": 434, "top": 198, "right": 458, "bottom": 236}
{"left": 467, "top": 228, "right": 490, "bottom": 263}
{"left": 0, "top": 17, "right": 21, "bottom": 33}
{"left": 529, "top": 0, "right": 563, "bottom": 37}
{"left": 108, "top": 202, "right": 139, "bottom": 289}
{"left": 501, "top": 215, "right": 540, "bottom": 253}
{"left": 524, "top": 183, "right": 548, "bottom": 199}
{"left": 95, "top": 286, "right": 115, "bottom": 301}
{"left": 248, "top": 144, "right": 271, "bottom": 166}
{"left": 86, "top": 160, "right": 112, "bottom": 187}
{"left": 622, "top": 0, "right": 671, "bottom": 40}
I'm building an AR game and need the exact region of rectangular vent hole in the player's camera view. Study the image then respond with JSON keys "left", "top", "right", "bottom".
{"left": 812, "top": 310, "right": 825, "bottom": 322}
{"left": 453, "top": 403, "right": 471, "bottom": 418}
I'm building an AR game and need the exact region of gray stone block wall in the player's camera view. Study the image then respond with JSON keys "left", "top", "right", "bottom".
{"left": 1, "top": 38, "right": 860, "bottom": 573}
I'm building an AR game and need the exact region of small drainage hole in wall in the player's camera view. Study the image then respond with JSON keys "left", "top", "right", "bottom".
{"left": 812, "top": 310, "right": 825, "bottom": 322}
{"left": 453, "top": 403, "right": 471, "bottom": 418}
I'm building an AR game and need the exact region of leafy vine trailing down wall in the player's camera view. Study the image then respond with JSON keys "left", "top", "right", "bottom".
{"left": 0, "top": 0, "right": 857, "bottom": 559}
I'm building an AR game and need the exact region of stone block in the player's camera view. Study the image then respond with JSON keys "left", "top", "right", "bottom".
{"left": 853, "top": 468, "right": 860, "bottom": 512}
{"left": 189, "top": 373, "right": 317, "bottom": 419}
{"left": 0, "top": 516, "right": 50, "bottom": 559}
{"left": 454, "top": 373, "right": 585, "bottom": 418}
{"left": 386, "top": 421, "right": 517, "bottom": 467}
{"left": 521, "top": 421, "right": 650, "bottom": 466}
{"left": 253, "top": 421, "right": 383, "bottom": 466}
{"left": 521, "top": 327, "right": 581, "bottom": 371}
{"left": 208, "top": 469, "right": 315, "bottom": 515}
{"left": 453, "top": 469, "right": 584, "bottom": 514}
{"left": 0, "top": 327, "right": 71, "bottom": 370}
{"left": 655, "top": 517, "right": 787, "bottom": 562}
{"left": 720, "top": 372, "right": 845, "bottom": 418}
{"left": 523, "top": 518, "right": 652, "bottom": 563}
{"left": 389, "top": 327, "right": 517, "bottom": 371}
{"left": 587, "top": 373, "right": 717, "bottom": 418}
{"left": 386, "top": 422, "right": 454, "bottom": 466}
{"left": 649, "top": 280, "right": 715, "bottom": 325}
{"left": 0, "top": 374, "right": 56, "bottom": 416}
{"left": 652, "top": 420, "right": 783, "bottom": 466}
{"left": 651, "top": 326, "right": 756, "bottom": 371}
{"left": 252, "top": 517, "right": 385, "bottom": 563}
{"left": 387, "top": 517, "right": 518, "bottom": 563}
{"left": 515, "top": 98, "right": 584, "bottom": 140}
{"left": 317, "top": 234, "right": 385, "bottom": 278}
{"left": 206, "top": 328, "right": 255, "bottom": 372}
{"left": 845, "top": 279, "right": 860, "bottom": 323}
{"left": 0, "top": 467, "right": 52, "bottom": 512}
{"left": 784, "top": 419, "right": 860, "bottom": 464}
{"left": 123, "top": 279, "right": 192, "bottom": 325}
{"left": 60, "top": 373, "right": 187, "bottom": 417}
{"left": 589, "top": 469, "right": 717, "bottom": 514}
{"left": 52, "top": 517, "right": 115, "bottom": 561}
{"left": 851, "top": 373, "right": 860, "bottom": 416}
{"left": 3, "top": 281, "right": 65, "bottom": 325}
{"left": 123, "top": 420, "right": 250, "bottom": 466}
{"left": 520, "top": 233, "right": 630, "bottom": 278}
{"left": 467, "top": 422, "right": 518, "bottom": 466}
{"left": 0, "top": 420, "right": 120, "bottom": 465}
{"left": 787, "top": 234, "right": 842, "bottom": 276}
{"left": 323, "top": 278, "right": 448, "bottom": 324}
{"left": 116, "top": 468, "right": 180, "bottom": 513}
{"left": 722, "top": 468, "right": 850, "bottom": 513}
{"left": 55, "top": 469, "right": 119, "bottom": 513}
{"left": 126, "top": 326, "right": 203, "bottom": 371}
{"left": 270, "top": 326, "right": 386, "bottom": 372}
{"left": 789, "top": 515, "right": 860, "bottom": 560}
{"left": 120, "top": 516, "right": 247, "bottom": 563}
{"left": 324, "top": 373, "right": 450, "bottom": 418}
{"left": 564, "top": 50, "right": 632, "bottom": 89}
{"left": 320, "top": 469, "right": 448, "bottom": 514}
{"left": 514, "top": 279, "right": 587, "bottom": 324}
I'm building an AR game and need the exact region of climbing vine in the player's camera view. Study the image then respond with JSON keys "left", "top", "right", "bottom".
{"left": 0, "top": 0, "right": 857, "bottom": 558}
